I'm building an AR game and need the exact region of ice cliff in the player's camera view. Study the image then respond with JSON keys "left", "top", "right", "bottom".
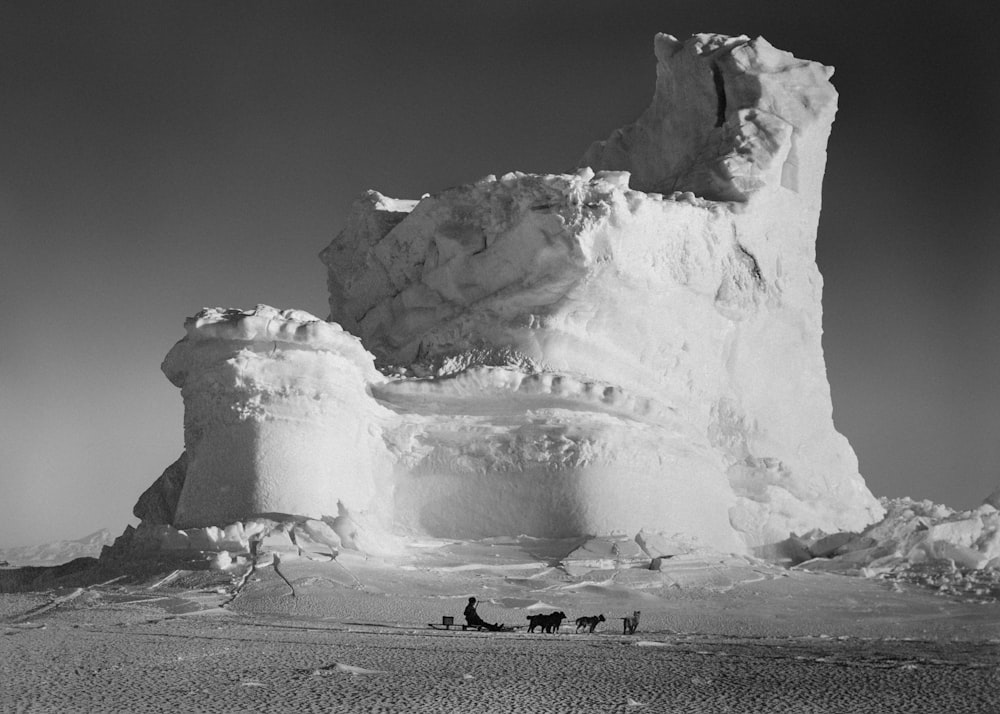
{"left": 137, "top": 33, "right": 886, "bottom": 559}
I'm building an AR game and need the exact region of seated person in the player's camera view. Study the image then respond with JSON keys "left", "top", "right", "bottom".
{"left": 463, "top": 597, "right": 504, "bottom": 631}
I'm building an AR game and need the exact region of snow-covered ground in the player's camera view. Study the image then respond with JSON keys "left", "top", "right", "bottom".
{"left": 1, "top": 536, "right": 998, "bottom": 712}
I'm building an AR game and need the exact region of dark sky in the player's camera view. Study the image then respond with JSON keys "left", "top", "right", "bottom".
{"left": 2, "top": 2, "right": 998, "bottom": 546}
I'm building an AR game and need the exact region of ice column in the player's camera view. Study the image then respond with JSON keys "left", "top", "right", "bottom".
{"left": 161, "top": 306, "right": 391, "bottom": 529}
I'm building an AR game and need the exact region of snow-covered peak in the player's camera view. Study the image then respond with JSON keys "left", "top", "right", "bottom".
{"left": 658, "top": 32, "right": 751, "bottom": 58}
{"left": 580, "top": 33, "right": 837, "bottom": 202}
{"left": 0, "top": 529, "right": 114, "bottom": 567}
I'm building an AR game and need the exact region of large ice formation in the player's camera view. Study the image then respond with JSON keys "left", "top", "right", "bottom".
{"left": 159, "top": 306, "right": 395, "bottom": 533}
{"left": 139, "top": 33, "right": 886, "bottom": 559}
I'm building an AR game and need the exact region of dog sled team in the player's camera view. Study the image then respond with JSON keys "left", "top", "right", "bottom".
{"left": 528, "top": 610, "right": 639, "bottom": 635}
{"left": 460, "top": 597, "right": 640, "bottom": 635}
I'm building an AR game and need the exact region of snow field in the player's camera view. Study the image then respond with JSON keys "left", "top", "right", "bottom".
{"left": 2, "top": 548, "right": 998, "bottom": 714}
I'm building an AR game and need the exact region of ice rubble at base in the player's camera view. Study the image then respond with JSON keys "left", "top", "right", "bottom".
{"left": 105, "top": 516, "right": 346, "bottom": 572}
{"left": 791, "top": 498, "right": 1000, "bottom": 573}
{"left": 102, "top": 495, "right": 1000, "bottom": 602}
{"left": 785, "top": 498, "right": 1000, "bottom": 599}
{"left": 118, "top": 33, "right": 999, "bottom": 588}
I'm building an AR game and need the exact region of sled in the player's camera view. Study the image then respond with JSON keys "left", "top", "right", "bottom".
{"left": 428, "top": 616, "right": 516, "bottom": 632}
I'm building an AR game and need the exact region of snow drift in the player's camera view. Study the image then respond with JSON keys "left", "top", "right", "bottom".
{"left": 138, "top": 32, "right": 888, "bottom": 559}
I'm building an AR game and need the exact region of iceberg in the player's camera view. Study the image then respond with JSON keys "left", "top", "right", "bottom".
{"left": 138, "top": 33, "right": 885, "bottom": 559}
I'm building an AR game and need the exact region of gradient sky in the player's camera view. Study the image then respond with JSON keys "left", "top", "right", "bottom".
{"left": 2, "top": 2, "right": 998, "bottom": 547}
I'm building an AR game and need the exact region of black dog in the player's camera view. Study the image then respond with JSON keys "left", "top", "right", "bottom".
{"left": 526, "top": 611, "right": 567, "bottom": 633}
{"left": 543, "top": 611, "right": 567, "bottom": 633}
{"left": 575, "top": 614, "right": 605, "bottom": 633}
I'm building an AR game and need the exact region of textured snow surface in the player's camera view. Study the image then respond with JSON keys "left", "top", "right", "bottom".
{"left": 148, "top": 33, "right": 886, "bottom": 556}
{"left": 3, "top": 545, "right": 998, "bottom": 713}
{"left": 4, "top": 513, "right": 997, "bottom": 712}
